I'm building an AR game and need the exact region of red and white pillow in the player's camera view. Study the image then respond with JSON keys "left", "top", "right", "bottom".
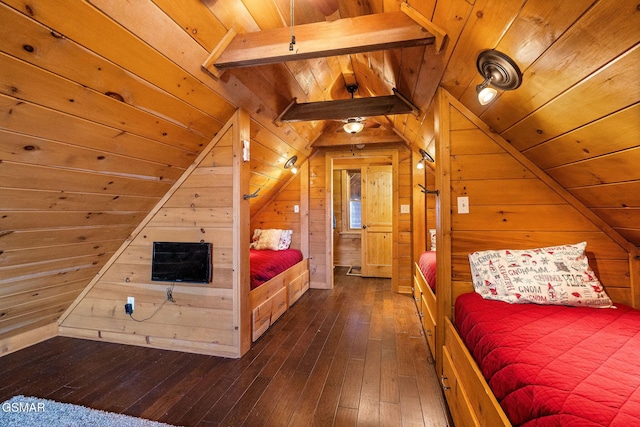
{"left": 251, "top": 229, "right": 292, "bottom": 250}
{"left": 468, "top": 242, "right": 613, "bottom": 308}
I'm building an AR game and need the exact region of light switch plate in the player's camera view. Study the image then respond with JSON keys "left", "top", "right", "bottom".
{"left": 294, "top": 204, "right": 299, "bottom": 213}
{"left": 457, "top": 196, "right": 469, "bottom": 214}
{"left": 400, "top": 204, "right": 410, "bottom": 214}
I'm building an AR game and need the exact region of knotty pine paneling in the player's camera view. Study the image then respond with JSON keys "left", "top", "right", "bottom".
{"left": 426, "top": 168, "right": 436, "bottom": 249}
{"left": 309, "top": 153, "right": 328, "bottom": 288}
{"left": 251, "top": 173, "right": 302, "bottom": 250}
{"left": 439, "top": 92, "right": 636, "bottom": 312}
{"left": 248, "top": 120, "right": 307, "bottom": 217}
{"left": 60, "top": 115, "right": 251, "bottom": 358}
{"left": 523, "top": 104, "right": 640, "bottom": 170}
{"left": 1, "top": 0, "right": 638, "bottom": 351}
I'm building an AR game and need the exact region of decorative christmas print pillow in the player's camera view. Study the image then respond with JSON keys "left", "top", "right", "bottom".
{"left": 468, "top": 242, "right": 613, "bottom": 308}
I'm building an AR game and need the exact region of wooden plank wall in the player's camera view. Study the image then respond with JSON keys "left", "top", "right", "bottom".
{"left": 250, "top": 172, "right": 302, "bottom": 250}
{"left": 59, "top": 114, "right": 251, "bottom": 358}
{"left": 248, "top": 120, "right": 307, "bottom": 219}
{"left": 434, "top": 89, "right": 637, "bottom": 351}
{"left": 309, "top": 152, "right": 329, "bottom": 288}
{"left": 309, "top": 144, "right": 413, "bottom": 292}
{"left": 434, "top": 88, "right": 638, "bottom": 373}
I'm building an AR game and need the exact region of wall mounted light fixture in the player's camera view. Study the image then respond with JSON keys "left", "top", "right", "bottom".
{"left": 284, "top": 155, "right": 298, "bottom": 174}
{"left": 476, "top": 49, "right": 522, "bottom": 105}
{"left": 416, "top": 148, "right": 435, "bottom": 170}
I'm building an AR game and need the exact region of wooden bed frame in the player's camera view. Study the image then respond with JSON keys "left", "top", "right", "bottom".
{"left": 442, "top": 316, "right": 512, "bottom": 427}
{"left": 413, "top": 262, "right": 437, "bottom": 357}
{"left": 249, "top": 259, "right": 309, "bottom": 342}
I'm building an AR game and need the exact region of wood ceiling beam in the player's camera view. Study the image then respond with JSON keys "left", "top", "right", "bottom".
{"left": 203, "top": 10, "right": 442, "bottom": 76}
{"left": 276, "top": 89, "right": 419, "bottom": 123}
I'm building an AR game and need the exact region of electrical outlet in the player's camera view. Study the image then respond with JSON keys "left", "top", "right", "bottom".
{"left": 127, "top": 296, "right": 134, "bottom": 311}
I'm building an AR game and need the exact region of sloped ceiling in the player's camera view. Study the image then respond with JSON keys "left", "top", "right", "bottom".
{"left": 0, "top": 0, "right": 638, "bottom": 342}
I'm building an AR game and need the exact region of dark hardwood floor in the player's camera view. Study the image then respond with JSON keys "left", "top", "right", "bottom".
{"left": 0, "top": 268, "right": 450, "bottom": 426}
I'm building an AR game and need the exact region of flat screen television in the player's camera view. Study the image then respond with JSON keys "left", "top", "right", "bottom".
{"left": 151, "top": 242, "right": 212, "bottom": 284}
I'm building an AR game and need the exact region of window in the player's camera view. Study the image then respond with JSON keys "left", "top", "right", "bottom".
{"left": 346, "top": 170, "right": 361, "bottom": 231}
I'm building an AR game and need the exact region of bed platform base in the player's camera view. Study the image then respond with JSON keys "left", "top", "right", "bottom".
{"left": 413, "top": 262, "right": 437, "bottom": 356}
{"left": 442, "top": 317, "right": 511, "bottom": 427}
{"left": 250, "top": 259, "right": 309, "bottom": 342}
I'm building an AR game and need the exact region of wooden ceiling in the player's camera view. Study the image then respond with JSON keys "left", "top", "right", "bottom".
{"left": 0, "top": 0, "right": 638, "bottom": 343}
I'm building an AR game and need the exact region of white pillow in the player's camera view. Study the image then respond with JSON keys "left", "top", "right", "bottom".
{"left": 277, "top": 229, "right": 293, "bottom": 250}
{"left": 429, "top": 229, "right": 436, "bottom": 251}
{"left": 468, "top": 242, "right": 613, "bottom": 308}
{"left": 250, "top": 228, "right": 293, "bottom": 250}
{"left": 251, "top": 229, "right": 282, "bottom": 250}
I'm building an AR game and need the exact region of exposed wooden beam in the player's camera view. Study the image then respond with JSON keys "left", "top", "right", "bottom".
{"left": 401, "top": 2, "right": 447, "bottom": 54}
{"left": 208, "top": 11, "right": 436, "bottom": 71}
{"left": 279, "top": 89, "right": 419, "bottom": 122}
{"left": 313, "top": 127, "right": 403, "bottom": 147}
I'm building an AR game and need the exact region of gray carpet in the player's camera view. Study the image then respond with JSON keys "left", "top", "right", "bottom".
{"left": 0, "top": 395, "right": 178, "bottom": 427}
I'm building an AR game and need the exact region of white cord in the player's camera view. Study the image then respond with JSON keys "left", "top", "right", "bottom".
{"left": 289, "top": 0, "right": 295, "bottom": 51}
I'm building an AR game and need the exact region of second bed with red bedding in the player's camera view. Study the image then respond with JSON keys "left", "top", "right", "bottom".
{"left": 455, "top": 292, "right": 640, "bottom": 426}
{"left": 250, "top": 248, "right": 303, "bottom": 290}
{"left": 417, "top": 250, "right": 436, "bottom": 292}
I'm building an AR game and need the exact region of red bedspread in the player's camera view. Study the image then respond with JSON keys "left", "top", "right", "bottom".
{"left": 418, "top": 251, "right": 436, "bottom": 292}
{"left": 455, "top": 292, "right": 640, "bottom": 426}
{"left": 250, "top": 249, "right": 303, "bottom": 290}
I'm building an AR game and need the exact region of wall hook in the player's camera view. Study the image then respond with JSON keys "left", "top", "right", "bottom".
{"left": 418, "top": 183, "right": 439, "bottom": 195}
{"left": 243, "top": 188, "right": 260, "bottom": 200}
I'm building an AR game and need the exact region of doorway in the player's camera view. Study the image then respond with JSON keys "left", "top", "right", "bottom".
{"left": 329, "top": 150, "right": 398, "bottom": 288}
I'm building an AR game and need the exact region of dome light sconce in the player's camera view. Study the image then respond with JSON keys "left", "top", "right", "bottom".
{"left": 343, "top": 118, "right": 365, "bottom": 134}
{"left": 284, "top": 155, "right": 298, "bottom": 174}
{"left": 416, "top": 148, "right": 435, "bottom": 170}
{"left": 476, "top": 49, "right": 522, "bottom": 106}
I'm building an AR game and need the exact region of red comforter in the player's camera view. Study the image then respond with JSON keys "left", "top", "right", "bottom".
{"left": 455, "top": 292, "right": 640, "bottom": 426}
{"left": 250, "top": 249, "right": 303, "bottom": 290}
{"left": 418, "top": 251, "right": 436, "bottom": 292}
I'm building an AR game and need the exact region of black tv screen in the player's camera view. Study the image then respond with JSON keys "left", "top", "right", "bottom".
{"left": 151, "top": 242, "right": 212, "bottom": 284}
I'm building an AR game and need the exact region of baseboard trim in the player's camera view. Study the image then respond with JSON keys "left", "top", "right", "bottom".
{"left": 0, "top": 323, "right": 58, "bottom": 357}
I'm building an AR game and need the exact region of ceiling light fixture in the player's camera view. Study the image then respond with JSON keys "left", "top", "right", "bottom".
{"left": 342, "top": 84, "right": 365, "bottom": 134}
{"left": 417, "top": 148, "right": 434, "bottom": 169}
{"left": 284, "top": 155, "right": 298, "bottom": 174}
{"left": 475, "top": 49, "right": 522, "bottom": 106}
{"left": 343, "top": 118, "right": 365, "bottom": 134}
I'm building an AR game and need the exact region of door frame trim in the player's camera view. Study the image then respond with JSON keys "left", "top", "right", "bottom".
{"left": 325, "top": 149, "right": 399, "bottom": 291}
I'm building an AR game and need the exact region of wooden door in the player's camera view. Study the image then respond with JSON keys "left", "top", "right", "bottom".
{"left": 361, "top": 165, "right": 393, "bottom": 278}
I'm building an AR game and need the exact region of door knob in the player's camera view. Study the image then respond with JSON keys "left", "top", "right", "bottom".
{"left": 362, "top": 225, "right": 367, "bottom": 229}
